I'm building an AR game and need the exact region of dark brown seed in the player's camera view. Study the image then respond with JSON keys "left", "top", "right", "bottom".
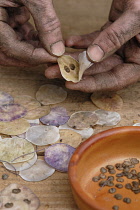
{"left": 4, "top": 203, "right": 13, "bottom": 208}
{"left": 64, "top": 66, "right": 70, "bottom": 73}
{"left": 109, "top": 169, "right": 116, "bottom": 174}
{"left": 116, "top": 178, "right": 124, "bottom": 183}
{"left": 69, "top": 63, "right": 75, "bottom": 70}
{"left": 99, "top": 180, "right": 108, "bottom": 187}
{"left": 123, "top": 171, "right": 129, "bottom": 176}
{"left": 107, "top": 181, "right": 114, "bottom": 187}
{"left": 115, "top": 184, "right": 123, "bottom": 189}
{"left": 108, "top": 176, "right": 114, "bottom": 181}
{"left": 109, "top": 188, "right": 116, "bottom": 194}
{"left": 123, "top": 161, "right": 132, "bottom": 166}
{"left": 125, "top": 183, "right": 132, "bottom": 190}
{"left": 133, "top": 189, "right": 140, "bottom": 194}
{"left": 112, "top": 205, "right": 119, "bottom": 210}
{"left": 123, "top": 167, "right": 130, "bottom": 173}
{"left": 12, "top": 189, "right": 21, "bottom": 194}
{"left": 92, "top": 176, "right": 100, "bottom": 182}
{"left": 132, "top": 186, "right": 139, "bottom": 191}
{"left": 115, "top": 163, "right": 121, "bottom": 168}
{"left": 127, "top": 173, "right": 133, "bottom": 179}
{"left": 131, "top": 175, "right": 137, "bottom": 180}
{"left": 137, "top": 172, "right": 140, "bottom": 178}
{"left": 116, "top": 173, "right": 123, "bottom": 177}
{"left": 2, "top": 174, "right": 9, "bottom": 180}
{"left": 23, "top": 199, "right": 31, "bottom": 204}
{"left": 106, "top": 165, "right": 114, "bottom": 170}
{"left": 99, "top": 174, "right": 106, "bottom": 179}
{"left": 129, "top": 164, "right": 135, "bottom": 168}
{"left": 131, "top": 170, "right": 137, "bottom": 175}
{"left": 100, "top": 167, "right": 107, "bottom": 173}
{"left": 114, "top": 194, "right": 123, "bottom": 200}
{"left": 123, "top": 197, "right": 131, "bottom": 204}
{"left": 130, "top": 158, "right": 139, "bottom": 164}
{"left": 132, "top": 181, "right": 139, "bottom": 187}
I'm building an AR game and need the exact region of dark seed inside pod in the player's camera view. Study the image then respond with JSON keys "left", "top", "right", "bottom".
{"left": 2, "top": 174, "right": 9, "bottom": 180}
{"left": 130, "top": 169, "right": 137, "bottom": 175}
{"left": 99, "top": 173, "right": 106, "bottom": 179}
{"left": 109, "top": 169, "right": 116, "bottom": 174}
{"left": 123, "top": 167, "right": 130, "bottom": 173}
{"left": 69, "top": 64, "right": 76, "bottom": 70}
{"left": 107, "top": 181, "right": 114, "bottom": 187}
{"left": 99, "top": 180, "right": 108, "bottom": 187}
{"left": 123, "top": 161, "right": 132, "bottom": 166}
{"left": 4, "top": 203, "right": 13, "bottom": 208}
{"left": 132, "top": 181, "right": 139, "bottom": 187}
{"left": 115, "top": 184, "right": 123, "bottom": 189}
{"left": 106, "top": 165, "right": 114, "bottom": 170}
{"left": 127, "top": 173, "right": 133, "bottom": 179}
{"left": 64, "top": 65, "right": 70, "bottom": 73}
{"left": 116, "top": 173, "right": 124, "bottom": 177}
{"left": 131, "top": 175, "right": 137, "bottom": 180}
{"left": 108, "top": 176, "right": 114, "bottom": 181}
{"left": 130, "top": 158, "right": 139, "bottom": 164}
{"left": 112, "top": 205, "right": 119, "bottom": 210}
{"left": 123, "top": 197, "right": 131, "bottom": 204}
{"left": 109, "top": 188, "right": 116, "bottom": 194}
{"left": 125, "top": 183, "right": 132, "bottom": 190}
{"left": 23, "top": 199, "right": 31, "bottom": 204}
{"left": 137, "top": 172, "right": 140, "bottom": 178}
{"left": 100, "top": 167, "right": 107, "bottom": 173}
{"left": 92, "top": 176, "right": 100, "bottom": 182}
{"left": 12, "top": 189, "right": 21, "bottom": 194}
{"left": 114, "top": 194, "right": 123, "bottom": 200}
{"left": 116, "top": 178, "right": 124, "bottom": 183}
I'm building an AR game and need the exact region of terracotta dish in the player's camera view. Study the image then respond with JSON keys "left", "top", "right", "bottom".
{"left": 68, "top": 126, "right": 140, "bottom": 210}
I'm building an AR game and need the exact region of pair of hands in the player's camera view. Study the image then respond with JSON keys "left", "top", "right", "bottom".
{"left": 1, "top": 0, "right": 140, "bottom": 92}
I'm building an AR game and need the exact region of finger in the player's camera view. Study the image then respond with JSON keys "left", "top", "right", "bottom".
{"left": 0, "top": 51, "right": 33, "bottom": 67}
{"left": 45, "top": 65, "right": 63, "bottom": 79}
{"left": 0, "top": 0, "right": 19, "bottom": 7}
{"left": 0, "top": 21, "right": 57, "bottom": 64}
{"left": 87, "top": 11, "right": 140, "bottom": 62}
{"left": 65, "top": 64, "right": 140, "bottom": 92}
{"left": 25, "top": 0, "right": 65, "bottom": 56}
{"left": 84, "top": 54, "right": 123, "bottom": 76}
{"left": 66, "top": 31, "right": 100, "bottom": 49}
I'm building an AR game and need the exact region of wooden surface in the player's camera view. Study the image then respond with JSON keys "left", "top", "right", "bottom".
{"left": 0, "top": 0, "right": 140, "bottom": 209}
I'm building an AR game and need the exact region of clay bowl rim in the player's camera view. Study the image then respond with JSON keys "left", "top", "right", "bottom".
{"left": 68, "top": 126, "right": 140, "bottom": 210}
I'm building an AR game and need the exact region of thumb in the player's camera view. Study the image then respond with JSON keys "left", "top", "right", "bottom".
{"left": 24, "top": 0, "right": 65, "bottom": 57}
{"left": 87, "top": 11, "right": 140, "bottom": 62}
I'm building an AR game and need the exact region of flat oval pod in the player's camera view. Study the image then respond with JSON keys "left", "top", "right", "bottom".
{"left": 0, "top": 137, "right": 34, "bottom": 163}
{"left": 57, "top": 55, "right": 79, "bottom": 83}
{"left": 25, "top": 106, "right": 50, "bottom": 120}
{"left": 3, "top": 153, "right": 37, "bottom": 172}
{"left": 59, "top": 124, "right": 94, "bottom": 139}
{"left": 0, "top": 118, "right": 30, "bottom": 135}
{"left": 91, "top": 92, "right": 123, "bottom": 111}
{"left": 14, "top": 95, "right": 41, "bottom": 111}
{"left": 0, "top": 103, "right": 27, "bottom": 122}
{"left": 0, "top": 91, "right": 14, "bottom": 105}
{"left": 0, "top": 183, "right": 40, "bottom": 210}
{"left": 36, "top": 84, "right": 67, "bottom": 105}
{"left": 95, "top": 109, "right": 121, "bottom": 126}
{"left": 26, "top": 125, "right": 60, "bottom": 146}
{"left": 40, "top": 106, "right": 70, "bottom": 126}
{"left": 45, "top": 143, "right": 75, "bottom": 172}
{"left": 19, "top": 159, "right": 55, "bottom": 182}
{"left": 54, "top": 129, "right": 82, "bottom": 148}
{"left": 67, "top": 111, "right": 98, "bottom": 129}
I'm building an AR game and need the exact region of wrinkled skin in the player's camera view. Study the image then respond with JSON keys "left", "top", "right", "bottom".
{"left": 0, "top": 0, "right": 65, "bottom": 66}
{"left": 46, "top": 0, "right": 140, "bottom": 92}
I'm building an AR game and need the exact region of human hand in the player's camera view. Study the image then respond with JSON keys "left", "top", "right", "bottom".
{"left": 45, "top": 0, "right": 140, "bottom": 92}
{"left": 0, "top": 0, "right": 65, "bottom": 66}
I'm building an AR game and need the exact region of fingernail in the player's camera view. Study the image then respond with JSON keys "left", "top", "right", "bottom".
{"left": 51, "top": 41, "right": 65, "bottom": 56}
{"left": 87, "top": 44, "right": 104, "bottom": 62}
